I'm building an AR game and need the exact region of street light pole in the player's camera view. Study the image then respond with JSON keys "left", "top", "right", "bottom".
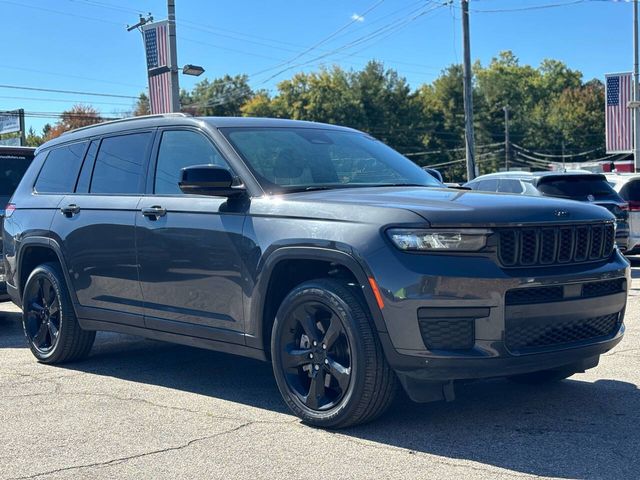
{"left": 167, "top": 0, "right": 180, "bottom": 113}
{"left": 503, "top": 105, "right": 510, "bottom": 171}
{"left": 461, "top": 0, "right": 476, "bottom": 180}
{"left": 634, "top": 0, "right": 640, "bottom": 172}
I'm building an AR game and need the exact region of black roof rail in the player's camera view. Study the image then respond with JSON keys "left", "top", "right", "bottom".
{"left": 61, "top": 112, "right": 192, "bottom": 136}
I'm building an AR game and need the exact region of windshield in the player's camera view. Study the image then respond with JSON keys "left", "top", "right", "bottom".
{"left": 219, "top": 127, "right": 441, "bottom": 194}
{"left": 536, "top": 176, "right": 619, "bottom": 201}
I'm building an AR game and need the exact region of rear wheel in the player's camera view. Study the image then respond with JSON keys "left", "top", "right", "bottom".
{"left": 271, "top": 278, "right": 397, "bottom": 428}
{"left": 22, "top": 263, "right": 95, "bottom": 364}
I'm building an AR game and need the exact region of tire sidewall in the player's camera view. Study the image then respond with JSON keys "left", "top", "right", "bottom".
{"left": 22, "top": 264, "right": 66, "bottom": 362}
{"left": 271, "top": 281, "right": 369, "bottom": 427}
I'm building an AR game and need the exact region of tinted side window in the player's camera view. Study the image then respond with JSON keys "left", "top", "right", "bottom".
{"left": 90, "top": 132, "right": 151, "bottom": 194}
{"left": 498, "top": 179, "right": 524, "bottom": 194}
{"left": 34, "top": 142, "right": 87, "bottom": 193}
{"left": 473, "top": 179, "right": 499, "bottom": 192}
{"left": 154, "top": 130, "right": 228, "bottom": 194}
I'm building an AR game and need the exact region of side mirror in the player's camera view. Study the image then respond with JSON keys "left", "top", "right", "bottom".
{"left": 179, "top": 165, "right": 246, "bottom": 197}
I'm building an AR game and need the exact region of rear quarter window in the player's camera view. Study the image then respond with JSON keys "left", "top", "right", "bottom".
{"left": 537, "top": 176, "right": 619, "bottom": 201}
{"left": 34, "top": 142, "right": 87, "bottom": 193}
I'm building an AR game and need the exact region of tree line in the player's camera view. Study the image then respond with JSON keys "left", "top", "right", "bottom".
{"left": 30, "top": 51, "right": 605, "bottom": 181}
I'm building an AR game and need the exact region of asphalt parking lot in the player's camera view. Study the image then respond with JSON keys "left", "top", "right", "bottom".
{"left": 0, "top": 259, "right": 638, "bottom": 480}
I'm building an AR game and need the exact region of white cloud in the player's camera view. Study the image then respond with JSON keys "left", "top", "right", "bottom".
{"left": 351, "top": 13, "right": 365, "bottom": 22}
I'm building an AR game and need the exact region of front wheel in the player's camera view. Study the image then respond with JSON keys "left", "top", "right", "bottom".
{"left": 271, "top": 279, "right": 397, "bottom": 428}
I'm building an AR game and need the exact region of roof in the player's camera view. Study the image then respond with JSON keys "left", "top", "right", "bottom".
{"left": 40, "top": 114, "right": 358, "bottom": 152}
{"left": 0, "top": 145, "right": 36, "bottom": 154}
{"left": 466, "top": 170, "right": 606, "bottom": 183}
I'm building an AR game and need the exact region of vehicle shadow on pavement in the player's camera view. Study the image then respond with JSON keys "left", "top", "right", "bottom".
{"left": 52, "top": 330, "right": 639, "bottom": 479}
{"left": 344, "top": 377, "right": 640, "bottom": 479}
{"left": 0, "top": 309, "right": 25, "bottom": 348}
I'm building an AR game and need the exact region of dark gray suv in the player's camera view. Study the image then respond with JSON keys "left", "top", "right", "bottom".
{"left": 3, "top": 114, "right": 629, "bottom": 428}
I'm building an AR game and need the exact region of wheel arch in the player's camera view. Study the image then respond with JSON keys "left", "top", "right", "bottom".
{"left": 16, "top": 237, "right": 76, "bottom": 308}
{"left": 247, "top": 246, "right": 387, "bottom": 357}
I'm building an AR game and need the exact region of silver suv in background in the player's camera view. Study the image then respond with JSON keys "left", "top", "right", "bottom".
{"left": 464, "top": 171, "right": 631, "bottom": 252}
{"left": 606, "top": 173, "right": 640, "bottom": 255}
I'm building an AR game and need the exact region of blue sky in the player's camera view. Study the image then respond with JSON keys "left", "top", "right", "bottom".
{"left": 0, "top": 0, "right": 635, "bottom": 134}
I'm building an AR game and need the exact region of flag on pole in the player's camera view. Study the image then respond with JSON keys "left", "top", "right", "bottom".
{"left": 605, "top": 72, "right": 633, "bottom": 153}
{"left": 142, "top": 21, "right": 171, "bottom": 114}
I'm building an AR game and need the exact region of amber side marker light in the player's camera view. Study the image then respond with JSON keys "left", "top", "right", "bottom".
{"left": 368, "top": 277, "right": 385, "bottom": 310}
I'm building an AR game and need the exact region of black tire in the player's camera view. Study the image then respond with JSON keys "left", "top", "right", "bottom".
{"left": 507, "top": 368, "right": 576, "bottom": 385}
{"left": 22, "top": 262, "right": 95, "bottom": 364}
{"left": 271, "top": 278, "right": 397, "bottom": 428}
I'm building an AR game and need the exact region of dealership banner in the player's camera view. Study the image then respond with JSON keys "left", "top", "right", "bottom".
{"left": 0, "top": 111, "right": 21, "bottom": 136}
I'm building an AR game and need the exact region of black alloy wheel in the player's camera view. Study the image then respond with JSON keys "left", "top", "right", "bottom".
{"left": 24, "top": 275, "right": 61, "bottom": 355}
{"left": 272, "top": 278, "right": 397, "bottom": 428}
{"left": 279, "top": 300, "right": 352, "bottom": 411}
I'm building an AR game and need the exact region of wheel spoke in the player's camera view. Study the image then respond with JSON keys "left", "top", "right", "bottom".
{"left": 326, "top": 358, "right": 351, "bottom": 392}
{"left": 283, "top": 345, "right": 312, "bottom": 369}
{"left": 45, "top": 283, "right": 56, "bottom": 306}
{"left": 33, "top": 322, "right": 49, "bottom": 347}
{"left": 299, "top": 314, "right": 320, "bottom": 343}
{"left": 48, "top": 321, "right": 59, "bottom": 342}
{"left": 304, "top": 371, "right": 325, "bottom": 409}
{"left": 48, "top": 301, "right": 60, "bottom": 317}
{"left": 322, "top": 315, "right": 341, "bottom": 349}
{"left": 30, "top": 301, "right": 44, "bottom": 313}
{"left": 37, "top": 278, "right": 47, "bottom": 307}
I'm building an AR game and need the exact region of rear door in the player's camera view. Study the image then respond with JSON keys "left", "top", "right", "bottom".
{"left": 136, "top": 128, "right": 247, "bottom": 343}
{"left": 50, "top": 130, "right": 154, "bottom": 327}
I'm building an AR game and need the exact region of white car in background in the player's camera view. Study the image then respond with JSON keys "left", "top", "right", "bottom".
{"left": 606, "top": 173, "right": 640, "bottom": 255}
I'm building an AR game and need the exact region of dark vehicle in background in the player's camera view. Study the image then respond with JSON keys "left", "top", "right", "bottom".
{"left": 3, "top": 115, "right": 629, "bottom": 428}
{"left": 606, "top": 173, "right": 640, "bottom": 254}
{"left": 0, "top": 146, "right": 35, "bottom": 298}
{"left": 464, "top": 171, "right": 630, "bottom": 252}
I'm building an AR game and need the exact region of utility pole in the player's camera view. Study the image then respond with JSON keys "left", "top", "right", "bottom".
{"left": 461, "top": 0, "right": 476, "bottom": 180}
{"left": 167, "top": 0, "right": 180, "bottom": 112}
{"left": 503, "top": 105, "right": 510, "bottom": 171}
{"left": 562, "top": 140, "right": 566, "bottom": 172}
{"left": 634, "top": 0, "right": 640, "bottom": 172}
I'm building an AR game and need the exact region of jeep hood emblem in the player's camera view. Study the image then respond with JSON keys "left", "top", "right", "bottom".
{"left": 554, "top": 210, "right": 570, "bottom": 217}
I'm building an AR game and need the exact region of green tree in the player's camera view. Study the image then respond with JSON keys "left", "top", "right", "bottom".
{"left": 181, "top": 74, "right": 253, "bottom": 116}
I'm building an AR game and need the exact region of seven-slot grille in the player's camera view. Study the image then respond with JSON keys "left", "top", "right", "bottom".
{"left": 497, "top": 223, "right": 615, "bottom": 267}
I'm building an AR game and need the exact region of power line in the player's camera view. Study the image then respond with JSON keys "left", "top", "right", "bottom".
{"left": 0, "top": 84, "right": 138, "bottom": 99}
{"left": 0, "top": 95, "right": 134, "bottom": 107}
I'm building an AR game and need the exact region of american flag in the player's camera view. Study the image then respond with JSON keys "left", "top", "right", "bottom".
{"left": 606, "top": 73, "right": 633, "bottom": 153}
{"left": 142, "top": 21, "right": 171, "bottom": 114}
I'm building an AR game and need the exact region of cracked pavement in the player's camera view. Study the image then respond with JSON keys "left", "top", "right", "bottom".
{"left": 1, "top": 258, "right": 639, "bottom": 479}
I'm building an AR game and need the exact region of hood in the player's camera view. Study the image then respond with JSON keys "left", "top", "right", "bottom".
{"left": 283, "top": 187, "right": 615, "bottom": 227}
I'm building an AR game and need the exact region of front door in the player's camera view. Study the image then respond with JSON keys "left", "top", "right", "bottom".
{"left": 136, "top": 129, "right": 247, "bottom": 343}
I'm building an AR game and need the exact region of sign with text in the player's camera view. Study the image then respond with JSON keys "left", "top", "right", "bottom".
{"left": 0, "top": 111, "right": 21, "bottom": 136}
{"left": 0, "top": 137, "right": 21, "bottom": 146}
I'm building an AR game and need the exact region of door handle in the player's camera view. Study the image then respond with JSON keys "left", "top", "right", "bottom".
{"left": 141, "top": 206, "right": 167, "bottom": 218}
{"left": 60, "top": 204, "right": 80, "bottom": 217}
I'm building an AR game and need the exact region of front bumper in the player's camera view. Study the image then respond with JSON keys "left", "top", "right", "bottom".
{"left": 366, "top": 248, "right": 630, "bottom": 400}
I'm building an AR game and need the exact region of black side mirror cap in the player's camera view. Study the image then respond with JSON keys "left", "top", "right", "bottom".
{"left": 179, "top": 165, "right": 246, "bottom": 198}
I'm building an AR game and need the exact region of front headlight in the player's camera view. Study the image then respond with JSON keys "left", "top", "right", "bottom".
{"left": 387, "top": 228, "right": 490, "bottom": 252}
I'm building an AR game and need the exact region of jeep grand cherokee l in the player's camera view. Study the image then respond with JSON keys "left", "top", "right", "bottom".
{"left": 3, "top": 115, "right": 629, "bottom": 428}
